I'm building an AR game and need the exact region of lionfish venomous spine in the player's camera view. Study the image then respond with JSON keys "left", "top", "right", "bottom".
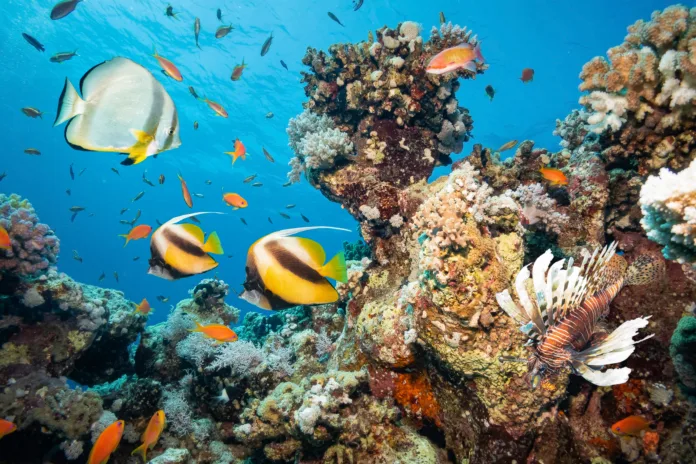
{"left": 496, "top": 243, "right": 664, "bottom": 387}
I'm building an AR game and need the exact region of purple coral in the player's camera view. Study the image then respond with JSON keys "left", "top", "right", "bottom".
{"left": 0, "top": 193, "right": 59, "bottom": 278}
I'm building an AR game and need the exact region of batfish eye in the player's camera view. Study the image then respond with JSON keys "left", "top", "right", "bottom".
{"left": 168, "top": 128, "right": 174, "bottom": 135}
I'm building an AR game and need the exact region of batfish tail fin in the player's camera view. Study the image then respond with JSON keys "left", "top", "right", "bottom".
{"left": 54, "top": 78, "right": 85, "bottom": 126}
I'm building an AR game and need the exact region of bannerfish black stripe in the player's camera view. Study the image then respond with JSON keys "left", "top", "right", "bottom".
{"left": 243, "top": 263, "right": 298, "bottom": 311}
{"left": 265, "top": 240, "right": 325, "bottom": 284}
{"left": 163, "top": 228, "right": 206, "bottom": 257}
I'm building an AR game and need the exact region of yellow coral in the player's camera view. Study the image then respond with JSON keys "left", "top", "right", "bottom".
{"left": 0, "top": 343, "right": 30, "bottom": 367}
{"left": 67, "top": 330, "right": 91, "bottom": 352}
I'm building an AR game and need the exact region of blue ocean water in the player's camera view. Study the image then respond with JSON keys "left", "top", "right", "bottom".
{"left": 0, "top": 0, "right": 675, "bottom": 325}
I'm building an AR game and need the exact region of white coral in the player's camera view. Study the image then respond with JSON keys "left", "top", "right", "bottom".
{"left": 359, "top": 205, "right": 381, "bottom": 221}
{"left": 582, "top": 91, "right": 628, "bottom": 133}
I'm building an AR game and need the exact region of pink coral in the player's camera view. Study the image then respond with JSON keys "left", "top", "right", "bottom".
{"left": 0, "top": 193, "right": 59, "bottom": 278}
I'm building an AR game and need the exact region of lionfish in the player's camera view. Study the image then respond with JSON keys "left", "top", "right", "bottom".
{"left": 496, "top": 243, "right": 664, "bottom": 387}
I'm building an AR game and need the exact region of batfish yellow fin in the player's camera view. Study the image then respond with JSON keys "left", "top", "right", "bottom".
{"left": 203, "top": 231, "right": 224, "bottom": 254}
{"left": 180, "top": 223, "right": 205, "bottom": 243}
{"left": 54, "top": 78, "right": 86, "bottom": 126}
{"left": 123, "top": 129, "right": 154, "bottom": 166}
{"left": 292, "top": 237, "right": 326, "bottom": 266}
{"left": 316, "top": 251, "right": 347, "bottom": 283}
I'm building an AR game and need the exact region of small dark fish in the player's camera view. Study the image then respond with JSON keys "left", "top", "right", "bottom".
{"left": 22, "top": 107, "right": 44, "bottom": 118}
{"left": 69, "top": 206, "right": 85, "bottom": 212}
{"left": 194, "top": 17, "right": 201, "bottom": 49}
{"left": 252, "top": 182, "right": 263, "bottom": 187}
{"left": 227, "top": 255, "right": 233, "bottom": 259}
{"left": 88, "top": 213, "right": 95, "bottom": 217}
{"left": 265, "top": 112, "right": 274, "bottom": 119}
{"left": 113, "top": 272, "right": 119, "bottom": 283}
{"left": 282, "top": 181, "right": 292, "bottom": 187}
{"left": 50, "top": 50, "right": 78, "bottom": 63}
{"left": 111, "top": 167, "right": 120, "bottom": 175}
{"left": 120, "top": 208, "right": 128, "bottom": 215}
{"left": 352, "top": 0, "right": 364, "bottom": 11}
{"left": 279, "top": 212, "right": 290, "bottom": 219}
{"left": 132, "top": 209, "right": 141, "bottom": 224}
{"left": 50, "top": 0, "right": 83, "bottom": 20}
{"left": 156, "top": 219, "right": 163, "bottom": 226}
{"left": 132, "top": 191, "right": 145, "bottom": 202}
{"left": 142, "top": 171, "right": 155, "bottom": 187}
{"left": 268, "top": 217, "right": 273, "bottom": 224}
{"left": 485, "top": 85, "right": 495, "bottom": 101}
{"left": 71, "top": 212, "right": 78, "bottom": 222}
{"left": 286, "top": 204, "right": 296, "bottom": 209}
{"left": 189, "top": 86, "right": 199, "bottom": 99}
{"left": 157, "top": 295, "right": 169, "bottom": 303}
{"left": 159, "top": 174, "right": 165, "bottom": 185}
{"left": 78, "top": 168, "right": 86, "bottom": 176}
{"left": 240, "top": 218, "right": 247, "bottom": 226}
{"left": 193, "top": 193, "right": 204, "bottom": 198}
{"left": 328, "top": 12, "right": 344, "bottom": 26}
{"left": 0, "top": 172, "right": 5, "bottom": 182}
{"left": 165, "top": 4, "right": 179, "bottom": 19}
{"left": 190, "top": 216, "right": 201, "bottom": 224}
{"left": 24, "top": 148, "right": 41, "bottom": 155}
{"left": 133, "top": 257, "right": 140, "bottom": 261}
{"left": 217, "top": 8, "right": 223, "bottom": 21}
{"left": 439, "top": 11, "right": 446, "bottom": 24}
{"left": 98, "top": 272, "right": 105, "bottom": 281}
{"left": 119, "top": 220, "right": 131, "bottom": 225}
{"left": 205, "top": 180, "right": 212, "bottom": 185}
{"left": 261, "top": 33, "right": 273, "bottom": 56}
{"left": 69, "top": 163, "right": 75, "bottom": 180}
{"left": 216, "top": 25, "right": 234, "bottom": 39}
{"left": 301, "top": 214, "right": 310, "bottom": 223}
{"left": 243, "top": 174, "right": 257, "bottom": 183}
{"left": 193, "top": 121, "right": 199, "bottom": 130}
{"left": 262, "top": 147, "right": 275, "bottom": 163}
{"left": 280, "top": 60, "right": 288, "bottom": 70}
{"left": 22, "top": 33, "right": 45, "bottom": 52}
{"left": 66, "top": 189, "right": 71, "bottom": 196}
{"left": 72, "top": 250, "right": 83, "bottom": 263}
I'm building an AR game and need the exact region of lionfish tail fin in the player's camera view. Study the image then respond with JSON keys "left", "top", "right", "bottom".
{"left": 625, "top": 251, "right": 665, "bottom": 287}
{"left": 572, "top": 361, "right": 632, "bottom": 386}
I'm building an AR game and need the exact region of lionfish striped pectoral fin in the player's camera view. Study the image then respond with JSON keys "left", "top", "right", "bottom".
{"left": 570, "top": 316, "right": 653, "bottom": 386}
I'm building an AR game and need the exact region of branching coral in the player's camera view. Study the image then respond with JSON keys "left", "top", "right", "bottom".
{"left": 508, "top": 183, "right": 569, "bottom": 234}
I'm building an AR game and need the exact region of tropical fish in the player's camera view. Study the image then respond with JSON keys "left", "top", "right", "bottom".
{"left": 164, "top": 4, "right": 178, "bottom": 19}
{"left": 66, "top": 189, "right": 71, "bottom": 196}
{"left": 119, "top": 220, "right": 131, "bottom": 225}
{"left": 156, "top": 295, "right": 170, "bottom": 303}
{"left": 194, "top": 18, "right": 201, "bottom": 49}
{"left": 0, "top": 227, "right": 11, "bottom": 250}
{"left": 50, "top": 50, "right": 78, "bottom": 63}
{"left": 243, "top": 174, "right": 257, "bottom": 183}
{"left": 200, "top": 97, "right": 228, "bottom": 118}
{"left": 133, "top": 256, "right": 140, "bottom": 261}
{"left": 252, "top": 182, "right": 263, "bottom": 187}
{"left": 261, "top": 33, "right": 273, "bottom": 56}
{"left": 131, "top": 410, "right": 165, "bottom": 462}
{"left": 111, "top": 167, "right": 120, "bottom": 175}
{"left": 0, "top": 172, "right": 6, "bottom": 182}
{"left": 148, "top": 212, "right": 224, "bottom": 280}
{"left": 119, "top": 224, "right": 152, "bottom": 246}
{"left": 53, "top": 57, "right": 181, "bottom": 166}
{"left": 439, "top": 11, "right": 446, "bottom": 24}
{"left": 495, "top": 244, "right": 665, "bottom": 387}
{"left": 223, "top": 193, "right": 248, "bottom": 209}
{"left": 72, "top": 250, "right": 83, "bottom": 262}
{"left": 24, "top": 148, "right": 41, "bottom": 155}
{"left": 216, "top": 8, "right": 223, "bottom": 21}
{"left": 133, "top": 298, "right": 153, "bottom": 316}
{"left": 190, "top": 321, "right": 238, "bottom": 343}
{"left": 262, "top": 147, "right": 275, "bottom": 163}
{"left": 539, "top": 167, "right": 568, "bottom": 186}
{"left": 231, "top": 59, "right": 247, "bottom": 81}
{"left": 22, "top": 107, "right": 44, "bottom": 118}
{"left": 205, "top": 180, "right": 212, "bottom": 185}
{"left": 193, "top": 121, "right": 199, "bottom": 130}
{"left": 98, "top": 272, "right": 105, "bottom": 281}
{"left": 178, "top": 174, "right": 193, "bottom": 208}
{"left": 224, "top": 139, "right": 246, "bottom": 164}
{"left": 215, "top": 25, "right": 234, "bottom": 39}
{"left": 216, "top": 388, "right": 230, "bottom": 403}
{"left": 69, "top": 206, "right": 85, "bottom": 212}
{"left": 301, "top": 214, "right": 309, "bottom": 223}
{"left": 193, "top": 193, "right": 204, "bottom": 198}
{"left": 266, "top": 112, "right": 274, "bottom": 119}
{"left": 79, "top": 168, "right": 86, "bottom": 176}
{"left": 50, "top": 0, "right": 83, "bottom": 20}
{"left": 143, "top": 172, "right": 155, "bottom": 187}
{"left": 520, "top": 68, "right": 535, "bottom": 83}
{"left": 497, "top": 140, "right": 518, "bottom": 152}
{"left": 87, "top": 420, "right": 124, "bottom": 464}
{"left": 283, "top": 182, "right": 292, "bottom": 187}
{"left": 0, "top": 419, "right": 17, "bottom": 439}
{"left": 153, "top": 47, "right": 183, "bottom": 81}
{"left": 286, "top": 204, "right": 296, "bottom": 209}
{"left": 240, "top": 218, "right": 248, "bottom": 226}
{"left": 241, "top": 226, "right": 350, "bottom": 310}
{"left": 485, "top": 85, "right": 495, "bottom": 101}
{"left": 328, "top": 12, "right": 344, "bottom": 26}
{"left": 268, "top": 217, "right": 273, "bottom": 224}
{"left": 189, "top": 86, "right": 199, "bottom": 99}
{"left": 279, "top": 212, "right": 290, "bottom": 219}
{"left": 426, "top": 43, "right": 485, "bottom": 75}
{"left": 120, "top": 208, "right": 128, "bottom": 215}
{"left": 159, "top": 174, "right": 165, "bottom": 184}
{"left": 353, "top": 0, "right": 364, "bottom": 11}
{"left": 113, "top": 272, "right": 119, "bottom": 283}
{"left": 22, "top": 33, "right": 45, "bottom": 52}
{"left": 611, "top": 416, "right": 650, "bottom": 437}
{"left": 280, "top": 60, "right": 288, "bottom": 70}
{"left": 132, "top": 191, "right": 145, "bottom": 202}
{"left": 68, "top": 163, "right": 75, "bottom": 180}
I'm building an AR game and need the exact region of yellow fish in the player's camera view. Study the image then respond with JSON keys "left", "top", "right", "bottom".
{"left": 131, "top": 410, "right": 165, "bottom": 462}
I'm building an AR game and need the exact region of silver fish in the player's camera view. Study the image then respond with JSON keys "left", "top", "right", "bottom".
{"left": 194, "top": 18, "right": 201, "bottom": 49}
{"left": 50, "top": 50, "right": 78, "bottom": 63}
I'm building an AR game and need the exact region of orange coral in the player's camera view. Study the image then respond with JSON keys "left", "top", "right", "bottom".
{"left": 612, "top": 378, "right": 644, "bottom": 413}
{"left": 588, "top": 436, "right": 619, "bottom": 457}
{"left": 392, "top": 371, "right": 442, "bottom": 427}
{"left": 643, "top": 431, "right": 659, "bottom": 455}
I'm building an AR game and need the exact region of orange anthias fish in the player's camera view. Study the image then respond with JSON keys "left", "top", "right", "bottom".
{"left": 189, "top": 321, "right": 238, "bottom": 343}
{"left": 131, "top": 410, "right": 165, "bottom": 462}
{"left": 0, "top": 419, "right": 17, "bottom": 439}
{"left": 520, "top": 68, "right": 535, "bottom": 83}
{"left": 231, "top": 59, "right": 247, "bottom": 81}
{"left": 611, "top": 415, "right": 651, "bottom": 437}
{"left": 426, "top": 42, "right": 485, "bottom": 75}
{"left": 0, "top": 226, "right": 11, "bottom": 250}
{"left": 539, "top": 167, "right": 568, "bottom": 186}
{"left": 223, "top": 193, "right": 248, "bottom": 209}
{"left": 119, "top": 224, "right": 153, "bottom": 247}
{"left": 88, "top": 420, "right": 124, "bottom": 464}
{"left": 201, "top": 98, "right": 228, "bottom": 118}
{"left": 178, "top": 174, "right": 193, "bottom": 208}
{"left": 153, "top": 47, "right": 183, "bottom": 81}
{"left": 133, "top": 298, "right": 153, "bottom": 316}
{"left": 224, "top": 139, "right": 246, "bottom": 164}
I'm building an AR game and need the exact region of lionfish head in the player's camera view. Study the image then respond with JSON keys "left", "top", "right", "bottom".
{"left": 527, "top": 355, "right": 546, "bottom": 389}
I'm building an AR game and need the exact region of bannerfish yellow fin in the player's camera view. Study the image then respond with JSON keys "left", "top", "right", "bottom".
{"left": 203, "top": 231, "right": 224, "bottom": 254}
{"left": 292, "top": 237, "right": 326, "bottom": 266}
{"left": 316, "top": 251, "right": 347, "bottom": 283}
{"left": 54, "top": 78, "right": 86, "bottom": 126}
{"left": 123, "top": 129, "right": 155, "bottom": 166}
{"left": 180, "top": 223, "right": 205, "bottom": 243}
{"left": 164, "top": 246, "right": 197, "bottom": 275}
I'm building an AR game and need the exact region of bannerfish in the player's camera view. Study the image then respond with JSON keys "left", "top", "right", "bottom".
{"left": 0, "top": 226, "right": 11, "bottom": 250}
{"left": 131, "top": 411, "right": 165, "bottom": 462}
{"left": 50, "top": 50, "right": 78, "bottom": 63}
{"left": 262, "top": 147, "right": 274, "bottom": 163}
{"left": 0, "top": 419, "right": 17, "bottom": 439}
{"left": 22, "top": 33, "right": 45, "bottom": 52}
{"left": 178, "top": 174, "right": 193, "bottom": 208}
{"left": 215, "top": 25, "right": 234, "bottom": 39}
{"left": 22, "top": 107, "right": 44, "bottom": 118}
{"left": 224, "top": 139, "right": 246, "bottom": 164}
{"left": 200, "top": 97, "right": 228, "bottom": 118}
{"left": 265, "top": 112, "right": 274, "bottom": 119}
{"left": 133, "top": 298, "right": 153, "bottom": 316}
{"left": 301, "top": 214, "right": 309, "bottom": 223}
{"left": 50, "top": 0, "right": 83, "bottom": 20}
{"left": 328, "top": 12, "right": 344, "bottom": 26}
{"left": 153, "top": 47, "right": 183, "bottom": 81}
{"left": 241, "top": 226, "right": 350, "bottom": 310}
{"left": 189, "top": 321, "right": 238, "bottom": 343}
{"left": 231, "top": 59, "right": 247, "bottom": 81}
{"left": 498, "top": 140, "right": 518, "bottom": 152}
{"left": 223, "top": 193, "right": 247, "bottom": 209}
{"left": 88, "top": 420, "right": 124, "bottom": 464}
{"left": 54, "top": 57, "right": 181, "bottom": 166}
{"left": 243, "top": 174, "right": 257, "bottom": 183}
{"left": 189, "top": 86, "right": 199, "bottom": 99}
{"left": 280, "top": 60, "right": 288, "bottom": 70}
{"left": 194, "top": 18, "right": 201, "bottom": 49}
{"left": 539, "top": 167, "right": 568, "bottom": 186}
{"left": 520, "top": 68, "right": 535, "bottom": 83}
{"left": 611, "top": 416, "right": 650, "bottom": 437}
{"left": 164, "top": 4, "right": 178, "bottom": 19}
{"left": 426, "top": 43, "right": 485, "bottom": 75}
{"left": 485, "top": 85, "right": 495, "bottom": 101}
{"left": 119, "top": 224, "right": 152, "bottom": 246}
{"left": 24, "top": 148, "right": 41, "bottom": 155}
{"left": 261, "top": 33, "right": 273, "bottom": 56}
{"left": 495, "top": 244, "right": 665, "bottom": 387}
{"left": 148, "top": 212, "right": 224, "bottom": 280}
